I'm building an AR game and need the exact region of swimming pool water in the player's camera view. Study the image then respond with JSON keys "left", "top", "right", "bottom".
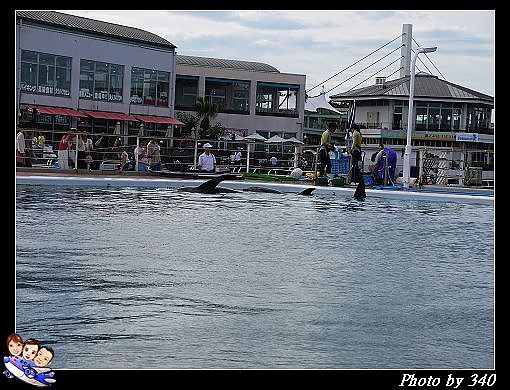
{"left": 15, "top": 185, "right": 494, "bottom": 369}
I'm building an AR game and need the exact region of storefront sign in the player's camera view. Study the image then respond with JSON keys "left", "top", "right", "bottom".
{"left": 381, "top": 129, "right": 406, "bottom": 139}
{"left": 414, "top": 131, "right": 456, "bottom": 141}
{"left": 455, "top": 133, "right": 479, "bottom": 142}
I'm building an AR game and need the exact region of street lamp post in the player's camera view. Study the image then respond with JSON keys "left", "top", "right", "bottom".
{"left": 403, "top": 46, "right": 437, "bottom": 188}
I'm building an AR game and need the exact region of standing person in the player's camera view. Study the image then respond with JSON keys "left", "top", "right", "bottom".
{"left": 147, "top": 137, "right": 161, "bottom": 171}
{"left": 270, "top": 155, "right": 278, "bottom": 166}
{"left": 318, "top": 122, "right": 337, "bottom": 176}
{"left": 350, "top": 123, "right": 363, "bottom": 183}
{"left": 234, "top": 148, "right": 242, "bottom": 166}
{"left": 57, "top": 131, "right": 72, "bottom": 169}
{"left": 74, "top": 133, "right": 87, "bottom": 169}
{"left": 134, "top": 140, "right": 149, "bottom": 172}
{"left": 16, "top": 130, "right": 28, "bottom": 167}
{"left": 197, "top": 143, "right": 216, "bottom": 172}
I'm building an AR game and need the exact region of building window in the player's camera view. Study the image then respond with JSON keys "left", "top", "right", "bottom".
{"left": 205, "top": 78, "right": 250, "bottom": 114}
{"left": 79, "top": 60, "right": 124, "bottom": 102}
{"left": 175, "top": 75, "right": 199, "bottom": 110}
{"left": 256, "top": 82, "right": 299, "bottom": 117}
{"left": 130, "top": 67, "right": 169, "bottom": 107}
{"left": 20, "top": 50, "right": 72, "bottom": 97}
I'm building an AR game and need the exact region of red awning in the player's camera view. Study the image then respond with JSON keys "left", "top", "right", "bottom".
{"left": 135, "top": 115, "right": 184, "bottom": 125}
{"left": 26, "top": 105, "right": 86, "bottom": 117}
{"left": 82, "top": 111, "right": 139, "bottom": 121}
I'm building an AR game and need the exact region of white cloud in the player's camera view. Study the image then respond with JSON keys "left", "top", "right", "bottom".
{"left": 56, "top": 10, "right": 494, "bottom": 96}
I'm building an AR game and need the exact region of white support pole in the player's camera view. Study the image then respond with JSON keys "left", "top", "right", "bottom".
{"left": 135, "top": 137, "right": 140, "bottom": 172}
{"left": 403, "top": 46, "right": 437, "bottom": 188}
{"left": 246, "top": 143, "right": 251, "bottom": 173}
{"left": 75, "top": 134, "right": 79, "bottom": 172}
{"left": 193, "top": 140, "right": 198, "bottom": 170}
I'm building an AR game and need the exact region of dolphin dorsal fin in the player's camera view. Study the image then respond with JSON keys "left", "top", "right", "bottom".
{"left": 353, "top": 177, "right": 366, "bottom": 200}
{"left": 197, "top": 174, "right": 237, "bottom": 190}
{"left": 298, "top": 188, "right": 315, "bottom": 196}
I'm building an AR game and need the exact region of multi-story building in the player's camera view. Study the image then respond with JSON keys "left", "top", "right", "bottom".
{"left": 174, "top": 54, "right": 305, "bottom": 142}
{"left": 16, "top": 11, "right": 180, "bottom": 144}
{"left": 16, "top": 11, "right": 306, "bottom": 150}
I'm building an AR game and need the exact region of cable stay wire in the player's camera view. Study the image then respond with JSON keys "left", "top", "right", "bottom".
{"left": 384, "top": 66, "right": 404, "bottom": 80}
{"left": 324, "top": 45, "right": 404, "bottom": 95}
{"left": 412, "top": 38, "right": 446, "bottom": 80}
{"left": 347, "top": 57, "right": 404, "bottom": 91}
{"left": 306, "top": 33, "right": 404, "bottom": 95}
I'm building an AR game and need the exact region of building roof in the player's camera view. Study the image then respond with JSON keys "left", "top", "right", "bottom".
{"left": 16, "top": 10, "right": 176, "bottom": 50}
{"left": 176, "top": 54, "right": 279, "bottom": 73}
{"left": 330, "top": 72, "right": 494, "bottom": 104}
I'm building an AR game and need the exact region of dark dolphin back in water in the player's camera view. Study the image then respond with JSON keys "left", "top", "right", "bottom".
{"left": 353, "top": 177, "right": 366, "bottom": 200}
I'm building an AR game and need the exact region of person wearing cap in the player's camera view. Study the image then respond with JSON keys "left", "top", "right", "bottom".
{"left": 318, "top": 122, "right": 337, "bottom": 176}
{"left": 198, "top": 143, "right": 216, "bottom": 172}
{"left": 349, "top": 123, "right": 363, "bottom": 183}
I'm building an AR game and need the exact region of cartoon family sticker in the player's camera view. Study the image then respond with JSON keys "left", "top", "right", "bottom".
{"left": 3, "top": 334, "right": 56, "bottom": 387}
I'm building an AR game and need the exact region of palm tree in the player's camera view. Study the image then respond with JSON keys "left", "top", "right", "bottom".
{"left": 194, "top": 97, "right": 221, "bottom": 138}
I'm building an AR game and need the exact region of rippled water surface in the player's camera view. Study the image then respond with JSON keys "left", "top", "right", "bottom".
{"left": 15, "top": 185, "right": 494, "bottom": 369}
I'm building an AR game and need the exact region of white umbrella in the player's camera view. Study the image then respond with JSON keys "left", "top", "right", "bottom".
{"left": 245, "top": 132, "right": 267, "bottom": 141}
{"left": 265, "top": 135, "right": 286, "bottom": 143}
{"left": 285, "top": 136, "right": 304, "bottom": 144}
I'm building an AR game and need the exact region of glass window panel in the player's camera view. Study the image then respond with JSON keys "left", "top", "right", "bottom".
{"left": 428, "top": 108, "right": 440, "bottom": 130}
{"left": 144, "top": 69, "right": 157, "bottom": 80}
{"left": 157, "top": 71, "right": 169, "bottom": 81}
{"left": 21, "top": 50, "right": 38, "bottom": 63}
{"left": 143, "top": 81, "right": 156, "bottom": 105}
{"left": 38, "top": 64, "right": 55, "bottom": 90}
{"left": 130, "top": 80, "right": 143, "bottom": 104}
{"left": 132, "top": 67, "right": 144, "bottom": 80}
{"left": 415, "top": 107, "right": 427, "bottom": 130}
{"left": 110, "top": 64, "right": 123, "bottom": 75}
{"left": 156, "top": 81, "right": 169, "bottom": 106}
{"left": 95, "top": 62, "right": 108, "bottom": 73}
{"left": 20, "top": 62, "right": 38, "bottom": 91}
{"left": 109, "top": 74, "right": 123, "bottom": 102}
{"left": 79, "top": 72, "right": 94, "bottom": 99}
{"left": 80, "top": 59, "right": 94, "bottom": 72}
{"left": 94, "top": 72, "right": 109, "bottom": 101}
{"left": 38, "top": 53, "right": 55, "bottom": 66}
{"left": 440, "top": 108, "right": 452, "bottom": 130}
{"left": 55, "top": 67, "right": 71, "bottom": 96}
{"left": 56, "top": 56, "right": 71, "bottom": 67}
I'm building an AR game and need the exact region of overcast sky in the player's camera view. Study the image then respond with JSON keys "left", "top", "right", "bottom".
{"left": 58, "top": 10, "right": 495, "bottom": 112}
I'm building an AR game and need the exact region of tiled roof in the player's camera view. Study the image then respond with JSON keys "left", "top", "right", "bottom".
{"left": 16, "top": 11, "right": 176, "bottom": 49}
{"left": 330, "top": 72, "right": 493, "bottom": 103}
{"left": 176, "top": 54, "right": 279, "bottom": 73}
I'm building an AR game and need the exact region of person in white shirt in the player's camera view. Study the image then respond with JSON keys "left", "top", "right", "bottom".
{"left": 234, "top": 149, "right": 242, "bottom": 164}
{"left": 16, "top": 130, "right": 27, "bottom": 167}
{"left": 198, "top": 143, "right": 216, "bottom": 172}
{"left": 270, "top": 156, "right": 278, "bottom": 166}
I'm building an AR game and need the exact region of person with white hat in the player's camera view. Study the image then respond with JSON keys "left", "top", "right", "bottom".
{"left": 197, "top": 143, "right": 216, "bottom": 172}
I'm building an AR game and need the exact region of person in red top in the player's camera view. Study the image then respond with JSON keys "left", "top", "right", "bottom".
{"left": 58, "top": 130, "right": 72, "bottom": 169}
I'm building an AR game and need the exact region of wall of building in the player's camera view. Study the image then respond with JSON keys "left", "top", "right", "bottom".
{"left": 17, "top": 22, "right": 176, "bottom": 118}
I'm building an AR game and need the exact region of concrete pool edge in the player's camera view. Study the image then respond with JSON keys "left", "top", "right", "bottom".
{"left": 16, "top": 174, "right": 494, "bottom": 205}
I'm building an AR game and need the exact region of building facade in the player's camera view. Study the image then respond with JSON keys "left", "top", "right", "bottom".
{"left": 174, "top": 55, "right": 306, "bottom": 141}
{"left": 330, "top": 73, "right": 494, "bottom": 181}
{"left": 16, "top": 11, "right": 181, "bottom": 144}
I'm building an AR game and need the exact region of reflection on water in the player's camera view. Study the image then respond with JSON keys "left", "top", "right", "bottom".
{"left": 16, "top": 186, "right": 494, "bottom": 369}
